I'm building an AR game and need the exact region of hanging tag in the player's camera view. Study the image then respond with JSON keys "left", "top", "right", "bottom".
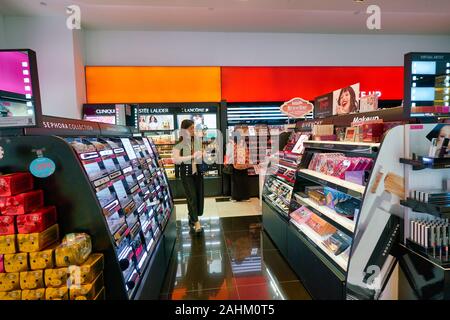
{"left": 29, "top": 148, "right": 56, "bottom": 178}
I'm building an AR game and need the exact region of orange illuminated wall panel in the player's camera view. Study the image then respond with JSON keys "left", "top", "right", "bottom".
{"left": 86, "top": 66, "right": 221, "bottom": 103}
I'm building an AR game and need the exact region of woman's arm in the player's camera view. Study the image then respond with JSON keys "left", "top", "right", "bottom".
{"left": 172, "top": 146, "right": 194, "bottom": 164}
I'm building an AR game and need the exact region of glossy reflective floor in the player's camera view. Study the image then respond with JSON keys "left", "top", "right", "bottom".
{"left": 160, "top": 215, "right": 311, "bottom": 300}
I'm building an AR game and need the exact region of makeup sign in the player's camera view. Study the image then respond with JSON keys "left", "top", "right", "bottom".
{"left": 280, "top": 98, "right": 314, "bottom": 118}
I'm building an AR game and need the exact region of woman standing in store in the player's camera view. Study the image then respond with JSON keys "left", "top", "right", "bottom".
{"left": 172, "top": 119, "right": 205, "bottom": 234}
{"left": 230, "top": 128, "right": 251, "bottom": 202}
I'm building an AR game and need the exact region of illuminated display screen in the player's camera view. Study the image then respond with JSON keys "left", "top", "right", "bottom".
{"left": 405, "top": 53, "right": 450, "bottom": 117}
{"left": 0, "top": 50, "right": 40, "bottom": 128}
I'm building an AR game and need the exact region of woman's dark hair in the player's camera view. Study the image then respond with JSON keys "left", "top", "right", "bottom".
{"left": 150, "top": 116, "right": 157, "bottom": 122}
{"left": 179, "top": 119, "right": 194, "bottom": 143}
{"left": 338, "top": 86, "right": 358, "bottom": 113}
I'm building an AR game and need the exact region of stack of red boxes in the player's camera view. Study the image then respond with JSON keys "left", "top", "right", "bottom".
{"left": 0, "top": 172, "right": 105, "bottom": 300}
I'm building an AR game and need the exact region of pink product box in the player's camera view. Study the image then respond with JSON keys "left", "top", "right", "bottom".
{"left": 345, "top": 171, "right": 365, "bottom": 186}
{"left": 0, "top": 255, "right": 4, "bottom": 273}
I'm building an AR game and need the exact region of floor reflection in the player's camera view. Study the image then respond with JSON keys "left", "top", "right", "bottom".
{"left": 160, "top": 216, "right": 311, "bottom": 300}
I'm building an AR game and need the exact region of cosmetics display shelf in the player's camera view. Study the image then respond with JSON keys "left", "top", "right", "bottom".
{"left": 403, "top": 240, "right": 450, "bottom": 268}
{"left": 290, "top": 220, "right": 349, "bottom": 271}
{"left": 400, "top": 157, "right": 450, "bottom": 170}
{"left": 303, "top": 141, "right": 380, "bottom": 159}
{"left": 297, "top": 169, "right": 366, "bottom": 199}
{"left": 400, "top": 198, "right": 450, "bottom": 217}
{"left": 262, "top": 133, "right": 391, "bottom": 300}
{"left": 293, "top": 193, "right": 355, "bottom": 234}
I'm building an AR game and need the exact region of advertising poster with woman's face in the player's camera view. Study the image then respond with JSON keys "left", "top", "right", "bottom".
{"left": 138, "top": 115, "right": 174, "bottom": 131}
{"left": 333, "top": 83, "right": 360, "bottom": 115}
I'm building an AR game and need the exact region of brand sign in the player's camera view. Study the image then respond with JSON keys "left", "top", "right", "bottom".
{"left": 138, "top": 108, "right": 169, "bottom": 114}
{"left": 280, "top": 98, "right": 314, "bottom": 118}
{"left": 351, "top": 115, "right": 381, "bottom": 126}
{"left": 181, "top": 107, "right": 210, "bottom": 113}
{"left": 42, "top": 120, "right": 95, "bottom": 131}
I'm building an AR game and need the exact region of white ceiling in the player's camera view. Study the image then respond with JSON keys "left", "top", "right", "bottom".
{"left": 1, "top": 0, "right": 450, "bottom": 34}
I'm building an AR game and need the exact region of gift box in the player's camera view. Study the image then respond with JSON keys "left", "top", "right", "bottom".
{"left": 0, "top": 173, "right": 33, "bottom": 197}
{"left": 17, "top": 224, "right": 59, "bottom": 253}
{"left": 68, "top": 253, "right": 104, "bottom": 285}
{"left": 0, "top": 272, "right": 20, "bottom": 291}
{"left": 29, "top": 246, "right": 56, "bottom": 270}
{"left": 16, "top": 206, "right": 57, "bottom": 234}
{"left": 0, "top": 290, "right": 21, "bottom": 300}
{"left": 55, "top": 233, "right": 91, "bottom": 267}
{"left": 45, "top": 286, "right": 69, "bottom": 300}
{"left": 44, "top": 267, "right": 68, "bottom": 288}
{"left": 69, "top": 272, "right": 104, "bottom": 300}
{"left": 4, "top": 252, "right": 28, "bottom": 273}
{"left": 0, "top": 234, "right": 17, "bottom": 254}
{"left": 0, "top": 190, "right": 44, "bottom": 215}
{"left": 0, "top": 215, "right": 15, "bottom": 235}
{"left": 22, "top": 288, "right": 45, "bottom": 300}
{"left": 20, "top": 270, "right": 45, "bottom": 290}
{"left": 0, "top": 255, "right": 4, "bottom": 273}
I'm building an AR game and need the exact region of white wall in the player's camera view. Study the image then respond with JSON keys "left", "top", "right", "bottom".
{"left": 73, "top": 29, "right": 86, "bottom": 112}
{"left": 0, "top": 14, "right": 5, "bottom": 48}
{"left": 3, "top": 16, "right": 86, "bottom": 119}
{"left": 84, "top": 31, "right": 450, "bottom": 66}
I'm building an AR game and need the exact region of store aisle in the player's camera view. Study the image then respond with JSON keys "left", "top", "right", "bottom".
{"left": 159, "top": 215, "right": 311, "bottom": 300}
{"left": 175, "top": 197, "right": 262, "bottom": 219}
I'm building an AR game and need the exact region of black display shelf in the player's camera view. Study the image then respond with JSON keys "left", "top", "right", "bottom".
{"left": 400, "top": 156, "right": 450, "bottom": 170}
{"left": 404, "top": 239, "right": 450, "bottom": 268}
{"left": 262, "top": 197, "right": 290, "bottom": 221}
{"left": 400, "top": 198, "right": 450, "bottom": 217}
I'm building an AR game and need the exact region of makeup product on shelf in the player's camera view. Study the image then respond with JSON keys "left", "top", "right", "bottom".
{"left": 383, "top": 172, "right": 405, "bottom": 199}
{"left": 370, "top": 166, "right": 385, "bottom": 194}
{"left": 429, "top": 138, "right": 438, "bottom": 157}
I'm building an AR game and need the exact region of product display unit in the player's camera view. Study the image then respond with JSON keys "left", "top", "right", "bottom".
{"left": 0, "top": 116, "right": 177, "bottom": 299}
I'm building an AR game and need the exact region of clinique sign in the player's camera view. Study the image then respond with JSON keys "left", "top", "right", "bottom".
{"left": 95, "top": 109, "right": 115, "bottom": 115}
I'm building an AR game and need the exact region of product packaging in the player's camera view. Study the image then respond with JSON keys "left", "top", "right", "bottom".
{"left": 20, "top": 270, "right": 45, "bottom": 290}
{"left": 0, "top": 234, "right": 16, "bottom": 254}
{"left": 306, "top": 214, "right": 337, "bottom": 236}
{"left": 16, "top": 206, "right": 58, "bottom": 234}
{"left": 21, "top": 288, "right": 46, "bottom": 300}
{"left": 55, "top": 233, "right": 92, "bottom": 267}
{"left": 68, "top": 253, "right": 104, "bottom": 285}
{"left": 69, "top": 272, "right": 104, "bottom": 300}
{"left": 0, "top": 190, "right": 44, "bottom": 215}
{"left": 44, "top": 267, "right": 69, "bottom": 288}
{"left": 4, "top": 252, "right": 28, "bottom": 273}
{"left": 323, "top": 231, "right": 352, "bottom": 255}
{"left": 17, "top": 224, "right": 59, "bottom": 253}
{"left": 0, "top": 272, "right": 20, "bottom": 291}
{"left": 344, "top": 170, "right": 365, "bottom": 186}
{"left": 0, "top": 215, "right": 15, "bottom": 235}
{"left": 45, "top": 286, "right": 69, "bottom": 300}
{"left": 0, "top": 290, "right": 21, "bottom": 300}
{"left": 0, "top": 173, "right": 34, "bottom": 197}
{"left": 29, "top": 246, "right": 56, "bottom": 270}
{"left": 361, "top": 123, "right": 384, "bottom": 143}
{"left": 0, "top": 255, "right": 4, "bottom": 273}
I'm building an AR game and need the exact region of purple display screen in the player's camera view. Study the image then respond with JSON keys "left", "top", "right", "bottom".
{"left": 0, "top": 51, "right": 32, "bottom": 96}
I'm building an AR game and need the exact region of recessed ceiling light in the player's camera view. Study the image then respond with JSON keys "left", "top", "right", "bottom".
{"left": 40, "top": 1, "right": 47, "bottom": 5}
